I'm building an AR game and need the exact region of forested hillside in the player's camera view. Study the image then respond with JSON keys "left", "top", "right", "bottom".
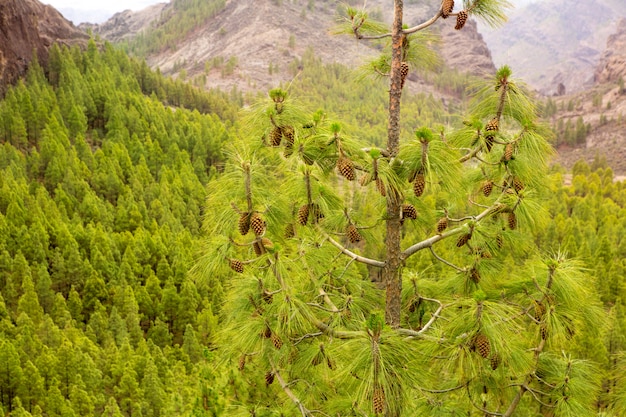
{"left": 0, "top": 40, "right": 237, "bottom": 416}
{"left": 1, "top": 23, "right": 626, "bottom": 417}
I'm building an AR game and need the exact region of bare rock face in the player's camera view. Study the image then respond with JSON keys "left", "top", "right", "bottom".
{"left": 0, "top": 0, "right": 88, "bottom": 95}
{"left": 595, "top": 18, "right": 626, "bottom": 85}
{"left": 439, "top": 19, "right": 496, "bottom": 77}
{"left": 79, "top": 3, "right": 167, "bottom": 43}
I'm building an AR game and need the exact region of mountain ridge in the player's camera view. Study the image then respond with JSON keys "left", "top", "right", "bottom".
{"left": 85, "top": 0, "right": 496, "bottom": 96}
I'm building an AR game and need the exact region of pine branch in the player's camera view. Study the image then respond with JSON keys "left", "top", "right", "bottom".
{"left": 402, "top": 205, "right": 496, "bottom": 258}
{"left": 318, "top": 226, "right": 386, "bottom": 268}
{"left": 397, "top": 297, "right": 446, "bottom": 338}
{"left": 429, "top": 247, "right": 466, "bottom": 272}
{"left": 418, "top": 381, "right": 469, "bottom": 394}
{"left": 499, "top": 264, "right": 559, "bottom": 417}
{"left": 403, "top": 10, "right": 443, "bottom": 34}
{"left": 299, "top": 304, "right": 362, "bottom": 340}
{"left": 271, "top": 362, "right": 312, "bottom": 417}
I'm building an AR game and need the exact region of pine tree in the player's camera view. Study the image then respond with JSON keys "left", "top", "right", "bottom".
{"left": 194, "top": 2, "right": 605, "bottom": 416}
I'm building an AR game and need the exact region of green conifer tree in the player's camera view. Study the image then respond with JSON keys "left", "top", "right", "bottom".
{"left": 195, "top": 1, "right": 606, "bottom": 415}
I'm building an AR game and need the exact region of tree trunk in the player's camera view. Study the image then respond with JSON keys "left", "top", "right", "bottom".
{"left": 384, "top": 0, "right": 404, "bottom": 327}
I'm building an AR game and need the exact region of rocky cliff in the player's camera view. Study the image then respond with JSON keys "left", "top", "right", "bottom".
{"left": 79, "top": 3, "right": 167, "bottom": 43}
{"left": 594, "top": 18, "right": 626, "bottom": 85}
{"left": 0, "top": 0, "right": 88, "bottom": 95}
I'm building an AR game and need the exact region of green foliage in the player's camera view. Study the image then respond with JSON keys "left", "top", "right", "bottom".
{"left": 0, "top": 41, "right": 233, "bottom": 416}
{"left": 196, "top": 52, "right": 612, "bottom": 414}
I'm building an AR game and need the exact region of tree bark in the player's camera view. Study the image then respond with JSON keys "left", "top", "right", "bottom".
{"left": 384, "top": 0, "right": 404, "bottom": 327}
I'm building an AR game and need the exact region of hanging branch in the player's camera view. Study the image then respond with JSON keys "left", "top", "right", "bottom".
{"left": 302, "top": 310, "right": 363, "bottom": 340}
{"left": 429, "top": 247, "right": 466, "bottom": 272}
{"left": 271, "top": 362, "right": 313, "bottom": 417}
{"left": 503, "top": 262, "right": 558, "bottom": 416}
{"left": 318, "top": 227, "right": 386, "bottom": 268}
{"left": 418, "top": 381, "right": 470, "bottom": 394}
{"left": 397, "top": 297, "right": 446, "bottom": 337}
{"left": 403, "top": 204, "right": 498, "bottom": 258}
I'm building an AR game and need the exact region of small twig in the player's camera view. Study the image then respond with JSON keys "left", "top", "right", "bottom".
{"left": 403, "top": 204, "right": 500, "bottom": 258}
{"left": 419, "top": 380, "right": 469, "bottom": 394}
{"left": 397, "top": 299, "right": 447, "bottom": 338}
{"left": 361, "top": 147, "right": 391, "bottom": 158}
{"left": 459, "top": 146, "right": 482, "bottom": 163}
{"left": 292, "top": 332, "right": 323, "bottom": 345}
{"left": 307, "top": 303, "right": 342, "bottom": 313}
{"left": 318, "top": 287, "right": 339, "bottom": 312}
{"left": 523, "top": 385, "right": 555, "bottom": 408}
{"left": 468, "top": 198, "right": 491, "bottom": 209}
{"left": 318, "top": 226, "right": 386, "bottom": 268}
{"left": 474, "top": 154, "right": 501, "bottom": 165}
{"left": 271, "top": 362, "right": 312, "bottom": 417}
{"left": 430, "top": 247, "right": 466, "bottom": 272}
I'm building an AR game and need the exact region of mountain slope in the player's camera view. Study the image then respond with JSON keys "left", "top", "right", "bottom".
{"left": 0, "top": 0, "right": 88, "bottom": 95}
{"left": 550, "top": 19, "right": 626, "bottom": 174}
{"left": 88, "top": 0, "right": 495, "bottom": 95}
{"left": 482, "top": 0, "right": 626, "bottom": 95}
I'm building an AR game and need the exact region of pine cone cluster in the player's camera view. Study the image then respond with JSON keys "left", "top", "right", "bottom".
{"left": 284, "top": 223, "right": 295, "bottom": 238}
{"left": 484, "top": 118, "right": 499, "bottom": 151}
{"left": 250, "top": 212, "right": 266, "bottom": 236}
{"left": 373, "top": 385, "right": 386, "bottom": 414}
{"left": 456, "top": 232, "right": 472, "bottom": 247}
{"left": 238, "top": 212, "right": 251, "bottom": 235}
{"left": 503, "top": 143, "right": 513, "bottom": 161}
{"left": 469, "top": 267, "right": 480, "bottom": 284}
{"left": 283, "top": 125, "right": 295, "bottom": 147}
{"left": 229, "top": 259, "right": 244, "bottom": 273}
{"left": 441, "top": 0, "right": 454, "bottom": 18}
{"left": 474, "top": 333, "right": 491, "bottom": 358}
{"left": 507, "top": 212, "right": 517, "bottom": 230}
{"left": 337, "top": 156, "right": 356, "bottom": 181}
{"left": 269, "top": 126, "right": 283, "bottom": 147}
{"left": 413, "top": 173, "right": 426, "bottom": 197}
{"left": 455, "top": 10, "right": 468, "bottom": 30}
{"left": 402, "top": 203, "right": 418, "bottom": 220}
{"left": 297, "top": 204, "right": 310, "bottom": 225}
{"left": 485, "top": 118, "right": 499, "bottom": 135}
{"left": 271, "top": 332, "right": 283, "bottom": 350}
{"left": 400, "top": 62, "right": 409, "bottom": 88}
{"left": 436, "top": 217, "right": 448, "bottom": 233}
{"left": 346, "top": 224, "right": 363, "bottom": 243}
{"left": 482, "top": 180, "right": 493, "bottom": 197}
{"left": 490, "top": 354, "right": 501, "bottom": 370}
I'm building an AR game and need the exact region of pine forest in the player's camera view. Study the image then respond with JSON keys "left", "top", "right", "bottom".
{"left": 1, "top": 1, "right": 626, "bottom": 416}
